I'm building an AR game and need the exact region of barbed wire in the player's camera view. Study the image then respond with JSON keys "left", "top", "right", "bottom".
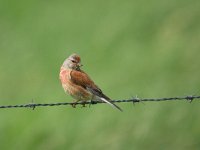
{"left": 0, "top": 95, "right": 199, "bottom": 110}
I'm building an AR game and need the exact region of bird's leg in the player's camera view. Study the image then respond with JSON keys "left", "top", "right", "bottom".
{"left": 71, "top": 100, "right": 79, "bottom": 108}
{"left": 89, "top": 96, "right": 95, "bottom": 108}
{"left": 81, "top": 101, "right": 87, "bottom": 108}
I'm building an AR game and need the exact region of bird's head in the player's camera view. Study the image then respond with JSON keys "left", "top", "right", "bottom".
{"left": 62, "top": 53, "right": 83, "bottom": 70}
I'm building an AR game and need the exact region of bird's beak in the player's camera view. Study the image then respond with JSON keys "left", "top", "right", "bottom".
{"left": 78, "top": 63, "right": 83, "bottom": 67}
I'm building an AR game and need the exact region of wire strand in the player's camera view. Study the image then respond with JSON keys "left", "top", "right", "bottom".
{"left": 0, "top": 95, "right": 199, "bottom": 109}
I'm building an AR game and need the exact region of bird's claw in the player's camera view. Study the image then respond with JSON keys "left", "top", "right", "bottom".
{"left": 71, "top": 103, "right": 77, "bottom": 108}
{"left": 81, "top": 102, "right": 86, "bottom": 108}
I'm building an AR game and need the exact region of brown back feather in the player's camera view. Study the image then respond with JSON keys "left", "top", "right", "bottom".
{"left": 70, "top": 70, "right": 110, "bottom": 100}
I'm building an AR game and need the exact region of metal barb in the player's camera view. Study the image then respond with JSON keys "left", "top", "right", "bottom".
{"left": 132, "top": 95, "right": 140, "bottom": 105}
{"left": 186, "top": 95, "right": 194, "bottom": 103}
{"left": 30, "top": 99, "right": 36, "bottom": 110}
{"left": 31, "top": 104, "right": 36, "bottom": 110}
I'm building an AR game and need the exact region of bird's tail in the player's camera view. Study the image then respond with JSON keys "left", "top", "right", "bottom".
{"left": 100, "top": 98, "right": 123, "bottom": 112}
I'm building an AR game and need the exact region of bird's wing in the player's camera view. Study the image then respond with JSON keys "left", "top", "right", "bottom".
{"left": 70, "top": 70, "right": 123, "bottom": 112}
{"left": 70, "top": 70, "right": 110, "bottom": 100}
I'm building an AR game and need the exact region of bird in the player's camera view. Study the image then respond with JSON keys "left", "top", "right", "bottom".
{"left": 59, "top": 53, "right": 122, "bottom": 111}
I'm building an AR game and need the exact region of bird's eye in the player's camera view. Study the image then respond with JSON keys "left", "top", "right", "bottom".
{"left": 71, "top": 60, "right": 76, "bottom": 63}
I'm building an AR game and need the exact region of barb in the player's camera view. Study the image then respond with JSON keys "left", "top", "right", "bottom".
{"left": 0, "top": 95, "right": 199, "bottom": 109}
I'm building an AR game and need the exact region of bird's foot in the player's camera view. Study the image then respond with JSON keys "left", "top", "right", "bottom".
{"left": 89, "top": 100, "right": 97, "bottom": 108}
{"left": 81, "top": 101, "right": 87, "bottom": 108}
{"left": 71, "top": 101, "right": 78, "bottom": 108}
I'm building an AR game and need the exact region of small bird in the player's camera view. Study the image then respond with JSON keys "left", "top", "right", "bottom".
{"left": 59, "top": 53, "right": 122, "bottom": 111}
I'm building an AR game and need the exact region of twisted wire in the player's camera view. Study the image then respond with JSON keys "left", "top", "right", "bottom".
{"left": 0, "top": 95, "right": 199, "bottom": 109}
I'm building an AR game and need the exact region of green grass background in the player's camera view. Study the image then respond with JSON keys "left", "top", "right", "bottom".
{"left": 0, "top": 0, "right": 200, "bottom": 149}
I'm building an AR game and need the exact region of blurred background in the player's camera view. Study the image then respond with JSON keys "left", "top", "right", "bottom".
{"left": 0, "top": 0, "right": 200, "bottom": 149}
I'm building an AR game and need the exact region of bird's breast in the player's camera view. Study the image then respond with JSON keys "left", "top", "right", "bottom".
{"left": 59, "top": 67, "right": 71, "bottom": 83}
{"left": 59, "top": 67, "right": 92, "bottom": 101}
